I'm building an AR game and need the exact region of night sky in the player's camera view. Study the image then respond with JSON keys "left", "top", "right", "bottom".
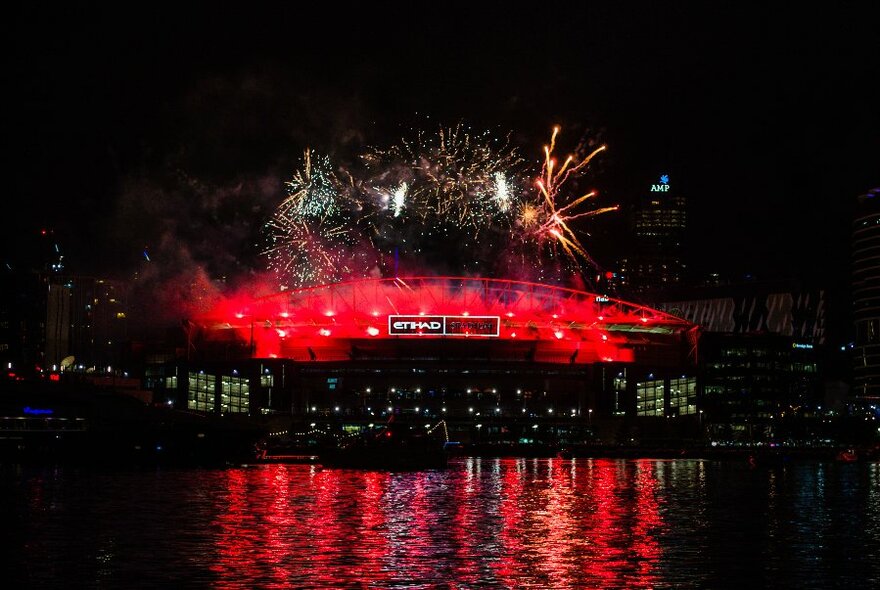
{"left": 6, "top": 4, "right": 879, "bottom": 303}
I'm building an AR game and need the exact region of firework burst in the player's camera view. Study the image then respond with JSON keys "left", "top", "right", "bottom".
{"left": 365, "top": 123, "right": 527, "bottom": 229}
{"left": 519, "top": 126, "right": 618, "bottom": 273}
{"left": 263, "top": 149, "right": 375, "bottom": 287}
{"left": 261, "top": 124, "right": 616, "bottom": 290}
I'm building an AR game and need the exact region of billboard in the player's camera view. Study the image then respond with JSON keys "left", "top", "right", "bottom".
{"left": 388, "top": 315, "right": 500, "bottom": 337}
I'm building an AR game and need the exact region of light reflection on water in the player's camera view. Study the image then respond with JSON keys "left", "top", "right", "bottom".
{"left": 5, "top": 459, "right": 879, "bottom": 589}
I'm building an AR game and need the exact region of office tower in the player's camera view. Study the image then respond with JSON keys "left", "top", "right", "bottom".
{"left": 852, "top": 186, "right": 880, "bottom": 403}
{"left": 617, "top": 173, "right": 686, "bottom": 293}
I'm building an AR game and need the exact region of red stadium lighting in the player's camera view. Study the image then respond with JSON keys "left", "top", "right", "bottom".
{"left": 192, "top": 276, "right": 696, "bottom": 365}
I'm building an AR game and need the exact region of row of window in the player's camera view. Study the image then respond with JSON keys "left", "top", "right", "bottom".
{"left": 635, "top": 377, "right": 697, "bottom": 417}
{"left": 186, "top": 372, "right": 250, "bottom": 414}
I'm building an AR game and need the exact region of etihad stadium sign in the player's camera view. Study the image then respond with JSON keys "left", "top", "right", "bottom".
{"left": 388, "top": 315, "right": 500, "bottom": 337}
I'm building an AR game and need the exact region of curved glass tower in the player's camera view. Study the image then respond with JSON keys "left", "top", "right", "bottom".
{"left": 852, "top": 187, "right": 880, "bottom": 402}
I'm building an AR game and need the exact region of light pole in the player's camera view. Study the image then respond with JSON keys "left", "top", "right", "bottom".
{"left": 588, "top": 408, "right": 593, "bottom": 427}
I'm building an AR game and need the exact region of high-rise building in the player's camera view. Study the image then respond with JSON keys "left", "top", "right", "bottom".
{"left": 1, "top": 269, "right": 131, "bottom": 377}
{"left": 0, "top": 269, "right": 46, "bottom": 377}
{"left": 615, "top": 173, "right": 686, "bottom": 293}
{"left": 852, "top": 186, "right": 880, "bottom": 404}
{"left": 1, "top": 227, "right": 134, "bottom": 377}
{"left": 50, "top": 275, "right": 130, "bottom": 372}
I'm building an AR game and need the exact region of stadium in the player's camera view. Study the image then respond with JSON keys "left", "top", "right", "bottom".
{"left": 171, "top": 276, "right": 699, "bottom": 447}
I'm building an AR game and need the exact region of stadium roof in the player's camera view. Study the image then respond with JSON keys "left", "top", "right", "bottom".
{"left": 192, "top": 277, "right": 698, "bottom": 365}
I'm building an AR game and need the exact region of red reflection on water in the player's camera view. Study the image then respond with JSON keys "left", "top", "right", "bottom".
{"left": 404, "top": 474, "right": 432, "bottom": 565}
{"left": 583, "top": 459, "right": 664, "bottom": 588}
{"left": 207, "top": 460, "right": 666, "bottom": 588}
{"left": 345, "top": 471, "right": 391, "bottom": 584}
{"left": 585, "top": 459, "right": 631, "bottom": 586}
{"left": 495, "top": 458, "right": 526, "bottom": 586}
{"left": 449, "top": 458, "right": 482, "bottom": 586}
{"left": 546, "top": 458, "right": 586, "bottom": 587}
{"left": 211, "top": 468, "right": 252, "bottom": 587}
{"left": 490, "top": 458, "right": 666, "bottom": 588}
{"left": 632, "top": 460, "right": 663, "bottom": 583}
{"left": 309, "top": 467, "right": 339, "bottom": 584}
{"left": 261, "top": 462, "right": 293, "bottom": 587}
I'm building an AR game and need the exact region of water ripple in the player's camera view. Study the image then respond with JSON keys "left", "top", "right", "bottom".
{"left": 4, "top": 459, "right": 879, "bottom": 588}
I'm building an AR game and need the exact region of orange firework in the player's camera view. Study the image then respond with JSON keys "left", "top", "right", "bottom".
{"left": 526, "top": 125, "right": 618, "bottom": 265}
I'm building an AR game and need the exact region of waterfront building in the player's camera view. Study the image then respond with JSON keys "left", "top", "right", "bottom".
{"left": 655, "top": 279, "right": 826, "bottom": 441}
{"left": 852, "top": 187, "right": 880, "bottom": 405}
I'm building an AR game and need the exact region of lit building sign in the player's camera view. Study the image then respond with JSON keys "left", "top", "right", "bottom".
{"left": 650, "top": 174, "right": 670, "bottom": 192}
{"left": 388, "top": 315, "right": 500, "bottom": 337}
{"left": 389, "top": 316, "right": 445, "bottom": 335}
{"left": 445, "top": 316, "right": 500, "bottom": 337}
{"left": 23, "top": 406, "right": 54, "bottom": 415}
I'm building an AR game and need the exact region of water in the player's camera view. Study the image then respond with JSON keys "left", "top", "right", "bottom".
{"left": 3, "top": 458, "right": 879, "bottom": 589}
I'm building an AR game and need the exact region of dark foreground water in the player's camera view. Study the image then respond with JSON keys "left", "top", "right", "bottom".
{"left": 3, "top": 458, "right": 879, "bottom": 589}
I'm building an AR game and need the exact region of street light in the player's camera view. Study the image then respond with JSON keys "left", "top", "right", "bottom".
{"left": 588, "top": 408, "right": 593, "bottom": 427}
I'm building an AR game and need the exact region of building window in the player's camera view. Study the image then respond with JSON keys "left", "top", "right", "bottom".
{"left": 221, "top": 375, "right": 250, "bottom": 414}
{"left": 669, "top": 377, "right": 697, "bottom": 415}
{"left": 637, "top": 379, "right": 664, "bottom": 417}
{"left": 188, "top": 372, "right": 216, "bottom": 412}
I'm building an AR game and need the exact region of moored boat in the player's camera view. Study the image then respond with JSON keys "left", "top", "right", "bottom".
{"left": 319, "top": 419, "right": 449, "bottom": 471}
{"left": 836, "top": 448, "right": 859, "bottom": 463}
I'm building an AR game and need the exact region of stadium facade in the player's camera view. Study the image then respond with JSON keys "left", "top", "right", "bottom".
{"left": 158, "top": 277, "right": 700, "bottom": 445}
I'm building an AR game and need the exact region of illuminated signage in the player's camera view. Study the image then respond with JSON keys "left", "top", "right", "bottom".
{"left": 792, "top": 343, "right": 814, "bottom": 350}
{"left": 445, "top": 316, "right": 500, "bottom": 337}
{"left": 388, "top": 315, "right": 500, "bottom": 337}
{"left": 389, "top": 316, "right": 445, "bottom": 335}
{"left": 650, "top": 174, "right": 670, "bottom": 192}
{"left": 23, "top": 406, "right": 54, "bottom": 415}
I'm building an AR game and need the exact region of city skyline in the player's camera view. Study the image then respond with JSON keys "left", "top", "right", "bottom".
{"left": 6, "top": 5, "right": 878, "bottom": 300}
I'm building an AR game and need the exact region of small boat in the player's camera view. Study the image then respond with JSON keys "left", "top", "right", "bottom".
{"left": 836, "top": 448, "right": 858, "bottom": 463}
{"left": 320, "top": 419, "right": 449, "bottom": 471}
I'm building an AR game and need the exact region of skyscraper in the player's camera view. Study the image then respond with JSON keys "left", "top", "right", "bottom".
{"left": 852, "top": 186, "right": 880, "bottom": 404}
{"left": 616, "top": 173, "right": 686, "bottom": 293}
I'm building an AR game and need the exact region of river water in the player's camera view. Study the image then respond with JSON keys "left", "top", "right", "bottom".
{"left": 4, "top": 458, "right": 879, "bottom": 589}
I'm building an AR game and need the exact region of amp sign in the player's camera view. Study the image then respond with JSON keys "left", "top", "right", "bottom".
{"left": 650, "top": 174, "right": 670, "bottom": 192}
{"left": 388, "top": 315, "right": 500, "bottom": 337}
